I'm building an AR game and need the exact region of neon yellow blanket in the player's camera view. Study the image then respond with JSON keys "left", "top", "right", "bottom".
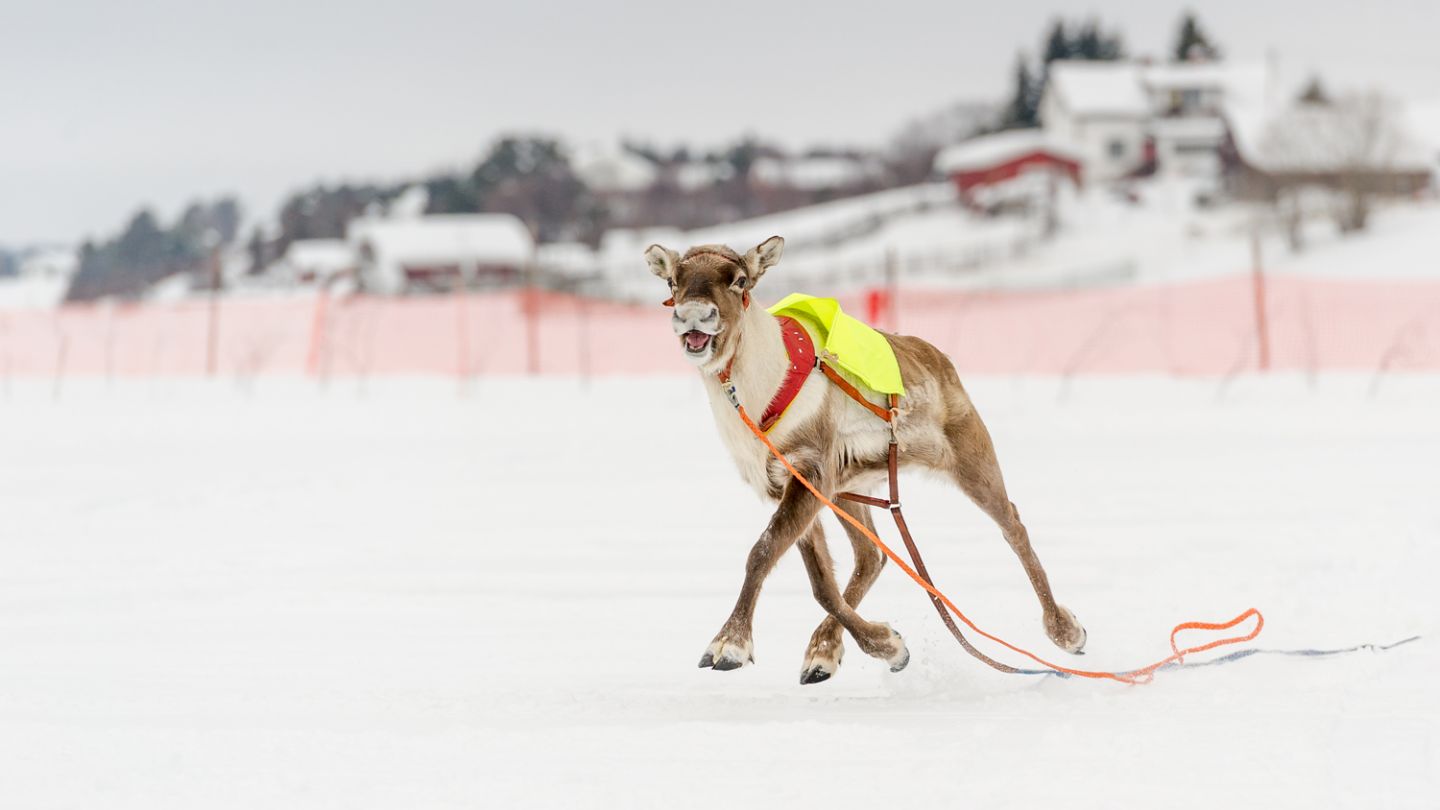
{"left": 768, "top": 293, "right": 905, "bottom": 396}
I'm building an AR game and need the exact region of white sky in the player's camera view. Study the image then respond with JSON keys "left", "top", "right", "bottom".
{"left": 3, "top": 0, "right": 1437, "bottom": 245}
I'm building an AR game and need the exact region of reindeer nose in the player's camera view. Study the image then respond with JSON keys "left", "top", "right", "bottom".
{"left": 672, "top": 302, "right": 718, "bottom": 330}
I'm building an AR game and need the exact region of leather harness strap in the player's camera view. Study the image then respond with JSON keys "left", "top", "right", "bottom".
{"left": 819, "top": 363, "right": 893, "bottom": 422}
{"left": 834, "top": 413, "right": 1027, "bottom": 675}
{"left": 816, "top": 385, "right": 1029, "bottom": 673}
{"left": 759, "top": 317, "right": 816, "bottom": 432}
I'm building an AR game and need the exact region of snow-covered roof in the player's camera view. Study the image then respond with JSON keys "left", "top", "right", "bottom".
{"left": 0, "top": 274, "right": 69, "bottom": 309}
{"left": 934, "top": 130, "right": 1083, "bottom": 174}
{"left": 572, "top": 143, "right": 659, "bottom": 193}
{"left": 1142, "top": 62, "right": 1265, "bottom": 93}
{"left": 750, "top": 156, "right": 882, "bottom": 190}
{"left": 16, "top": 248, "right": 78, "bottom": 279}
{"left": 1045, "top": 61, "right": 1149, "bottom": 117}
{"left": 536, "top": 241, "right": 599, "bottom": 279}
{"left": 673, "top": 162, "right": 733, "bottom": 191}
{"left": 1046, "top": 60, "right": 1270, "bottom": 119}
{"left": 349, "top": 214, "right": 534, "bottom": 267}
{"left": 282, "top": 239, "right": 355, "bottom": 273}
{"left": 1229, "top": 97, "right": 1435, "bottom": 174}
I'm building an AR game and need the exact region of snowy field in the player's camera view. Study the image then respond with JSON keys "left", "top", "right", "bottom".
{"left": 2, "top": 374, "right": 1437, "bottom": 808}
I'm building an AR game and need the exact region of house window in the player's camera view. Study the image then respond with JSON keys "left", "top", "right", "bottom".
{"left": 1108, "top": 139, "right": 1126, "bottom": 159}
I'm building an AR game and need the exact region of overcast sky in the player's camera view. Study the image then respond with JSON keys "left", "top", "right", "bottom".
{"left": 3, "top": 0, "right": 1437, "bottom": 245}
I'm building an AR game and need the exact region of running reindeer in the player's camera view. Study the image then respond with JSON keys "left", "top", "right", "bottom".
{"left": 646, "top": 237, "right": 1086, "bottom": 684}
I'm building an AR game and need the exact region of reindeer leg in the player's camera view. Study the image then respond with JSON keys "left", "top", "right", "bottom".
{"left": 699, "top": 471, "right": 829, "bottom": 671}
{"left": 796, "top": 518, "right": 907, "bottom": 681}
{"left": 799, "top": 501, "right": 888, "bottom": 684}
{"left": 946, "top": 414, "right": 1086, "bottom": 654}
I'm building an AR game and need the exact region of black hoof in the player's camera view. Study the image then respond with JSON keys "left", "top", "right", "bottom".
{"left": 711, "top": 655, "right": 744, "bottom": 671}
{"left": 698, "top": 652, "right": 714, "bottom": 668}
{"left": 889, "top": 647, "right": 910, "bottom": 673}
{"left": 800, "top": 666, "right": 833, "bottom": 685}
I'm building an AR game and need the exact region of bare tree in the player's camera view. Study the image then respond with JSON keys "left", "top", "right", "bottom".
{"left": 1255, "top": 91, "right": 1422, "bottom": 237}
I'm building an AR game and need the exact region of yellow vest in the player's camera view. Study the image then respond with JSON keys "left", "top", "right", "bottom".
{"left": 767, "top": 293, "right": 906, "bottom": 396}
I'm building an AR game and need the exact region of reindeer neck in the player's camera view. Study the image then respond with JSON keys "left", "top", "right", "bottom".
{"left": 707, "top": 304, "right": 787, "bottom": 413}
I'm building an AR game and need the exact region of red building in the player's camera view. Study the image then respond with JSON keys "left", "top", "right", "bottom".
{"left": 934, "top": 130, "right": 1083, "bottom": 210}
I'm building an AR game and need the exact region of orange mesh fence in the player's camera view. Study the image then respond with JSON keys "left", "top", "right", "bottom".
{"left": 1, "top": 276, "right": 1438, "bottom": 378}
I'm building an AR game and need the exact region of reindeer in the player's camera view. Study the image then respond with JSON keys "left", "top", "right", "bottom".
{"left": 645, "top": 236, "right": 1087, "bottom": 684}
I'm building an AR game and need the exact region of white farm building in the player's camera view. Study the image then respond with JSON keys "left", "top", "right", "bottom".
{"left": 347, "top": 214, "right": 534, "bottom": 294}
{"left": 1039, "top": 59, "right": 1271, "bottom": 182}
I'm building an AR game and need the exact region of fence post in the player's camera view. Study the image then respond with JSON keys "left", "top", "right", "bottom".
{"left": 525, "top": 257, "right": 540, "bottom": 376}
{"left": 885, "top": 247, "right": 899, "bottom": 332}
{"left": 456, "top": 260, "right": 475, "bottom": 384}
{"left": 306, "top": 287, "right": 330, "bottom": 378}
{"left": 205, "top": 242, "right": 223, "bottom": 377}
{"left": 1251, "top": 232, "right": 1271, "bottom": 373}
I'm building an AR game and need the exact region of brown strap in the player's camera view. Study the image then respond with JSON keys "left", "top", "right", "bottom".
{"left": 836, "top": 438, "right": 1025, "bottom": 675}
{"left": 835, "top": 492, "right": 890, "bottom": 509}
{"left": 819, "top": 362, "right": 893, "bottom": 422}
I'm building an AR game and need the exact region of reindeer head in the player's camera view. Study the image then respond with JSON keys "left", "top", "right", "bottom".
{"left": 644, "top": 236, "right": 784, "bottom": 369}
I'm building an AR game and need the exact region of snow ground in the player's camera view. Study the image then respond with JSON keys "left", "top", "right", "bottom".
{"left": 1, "top": 374, "right": 1437, "bottom": 808}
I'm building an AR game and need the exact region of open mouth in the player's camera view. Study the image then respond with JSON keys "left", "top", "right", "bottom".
{"left": 683, "top": 330, "right": 713, "bottom": 354}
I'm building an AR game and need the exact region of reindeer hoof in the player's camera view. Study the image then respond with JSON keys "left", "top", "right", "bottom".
{"left": 700, "top": 636, "right": 754, "bottom": 671}
{"left": 799, "top": 664, "right": 834, "bottom": 685}
{"left": 888, "top": 643, "right": 911, "bottom": 673}
{"left": 1047, "top": 605, "right": 1087, "bottom": 655}
{"left": 862, "top": 624, "right": 909, "bottom": 672}
{"left": 800, "top": 634, "right": 844, "bottom": 685}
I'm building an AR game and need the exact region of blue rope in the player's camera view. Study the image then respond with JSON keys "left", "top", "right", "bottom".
{"left": 1009, "top": 635, "right": 1422, "bottom": 680}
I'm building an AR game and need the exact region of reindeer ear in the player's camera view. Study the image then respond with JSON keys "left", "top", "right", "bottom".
{"left": 742, "top": 236, "right": 784, "bottom": 286}
{"left": 643, "top": 244, "right": 680, "bottom": 281}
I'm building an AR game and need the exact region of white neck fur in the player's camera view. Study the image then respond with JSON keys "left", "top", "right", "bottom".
{"left": 702, "top": 303, "right": 787, "bottom": 414}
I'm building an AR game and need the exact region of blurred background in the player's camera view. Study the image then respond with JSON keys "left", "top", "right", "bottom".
{"left": 3, "top": 3, "right": 1439, "bottom": 808}
{"left": 2, "top": 1, "right": 1437, "bottom": 377}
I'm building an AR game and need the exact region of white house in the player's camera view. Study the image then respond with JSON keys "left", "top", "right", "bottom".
{"left": 1040, "top": 59, "right": 1270, "bottom": 182}
{"left": 277, "top": 239, "right": 356, "bottom": 286}
{"left": 347, "top": 214, "right": 535, "bottom": 294}
{"left": 1040, "top": 61, "right": 1151, "bottom": 181}
{"left": 0, "top": 248, "right": 76, "bottom": 309}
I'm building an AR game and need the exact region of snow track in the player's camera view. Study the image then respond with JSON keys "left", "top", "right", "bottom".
{"left": 0, "top": 375, "right": 1435, "bottom": 808}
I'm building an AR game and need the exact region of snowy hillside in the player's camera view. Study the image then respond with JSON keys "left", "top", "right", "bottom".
{"left": 599, "top": 179, "right": 1440, "bottom": 304}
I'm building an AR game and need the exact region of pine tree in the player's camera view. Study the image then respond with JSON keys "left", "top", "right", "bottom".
{"left": 1173, "top": 12, "right": 1219, "bottom": 61}
{"left": 1076, "top": 20, "right": 1102, "bottom": 60}
{"left": 1003, "top": 56, "right": 1039, "bottom": 129}
{"left": 1042, "top": 20, "right": 1070, "bottom": 66}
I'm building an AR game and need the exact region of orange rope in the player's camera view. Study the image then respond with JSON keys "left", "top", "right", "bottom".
{"left": 735, "top": 404, "right": 1264, "bottom": 685}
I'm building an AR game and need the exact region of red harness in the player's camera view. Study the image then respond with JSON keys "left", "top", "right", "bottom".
{"left": 667, "top": 291, "right": 817, "bottom": 433}
{"left": 717, "top": 316, "right": 816, "bottom": 432}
